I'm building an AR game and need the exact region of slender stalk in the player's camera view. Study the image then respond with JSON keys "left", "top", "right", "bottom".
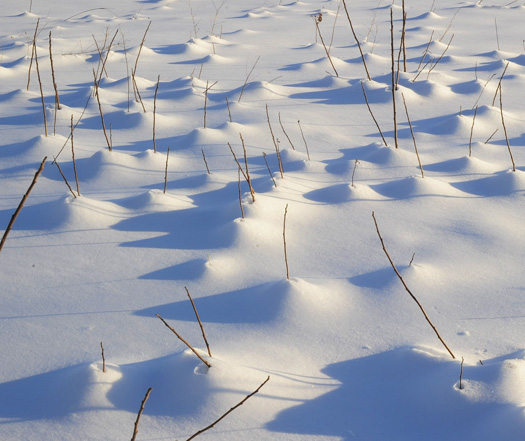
{"left": 427, "top": 34, "right": 454, "bottom": 79}
{"left": 54, "top": 161, "right": 76, "bottom": 198}
{"left": 266, "top": 104, "right": 284, "bottom": 178}
{"left": 239, "top": 133, "right": 256, "bottom": 202}
{"left": 34, "top": 37, "right": 48, "bottom": 137}
{"left": 390, "top": 9, "right": 398, "bottom": 149}
{"left": 297, "top": 120, "right": 310, "bottom": 160}
{"left": 226, "top": 96, "right": 232, "bottom": 122}
{"left": 71, "top": 115, "right": 80, "bottom": 196}
{"left": 401, "top": 93, "right": 424, "bottom": 178}
{"left": 156, "top": 314, "right": 211, "bottom": 368}
{"left": 185, "top": 287, "right": 212, "bottom": 357}
{"left": 492, "top": 62, "right": 510, "bottom": 106}
{"left": 469, "top": 106, "right": 478, "bottom": 157}
{"left": 238, "top": 56, "right": 260, "bottom": 102}
{"left": 92, "top": 69, "right": 112, "bottom": 151}
{"left": 417, "top": 31, "right": 434, "bottom": 71}
{"left": 263, "top": 152, "right": 277, "bottom": 187}
{"left": 130, "top": 387, "right": 153, "bottom": 441}
{"left": 283, "top": 204, "right": 290, "bottom": 280}
{"left": 185, "top": 376, "right": 270, "bottom": 441}
{"left": 372, "top": 212, "right": 455, "bottom": 359}
{"left": 49, "top": 31, "right": 61, "bottom": 110}
{"left": 351, "top": 159, "right": 360, "bottom": 187}
{"left": 484, "top": 128, "right": 498, "bottom": 144}
{"left": 153, "top": 75, "right": 160, "bottom": 152}
{"left": 27, "top": 19, "right": 39, "bottom": 91}
{"left": 201, "top": 149, "right": 211, "bottom": 174}
{"left": 163, "top": 147, "right": 170, "bottom": 193}
{"left": 237, "top": 169, "right": 245, "bottom": 219}
{"left": 402, "top": 3, "right": 407, "bottom": 72}
{"left": 228, "top": 142, "right": 254, "bottom": 201}
{"left": 100, "top": 342, "right": 106, "bottom": 373}
{"left": 341, "top": 0, "right": 371, "bottom": 81}
{"left": 204, "top": 80, "right": 208, "bottom": 129}
{"left": 314, "top": 15, "right": 338, "bottom": 77}
{"left": 459, "top": 357, "right": 465, "bottom": 390}
{"left": 499, "top": 80, "right": 516, "bottom": 172}
{"left": 361, "top": 82, "right": 387, "bottom": 146}
{"left": 0, "top": 157, "right": 47, "bottom": 254}
{"left": 278, "top": 112, "right": 296, "bottom": 150}
{"left": 133, "top": 22, "right": 151, "bottom": 79}
{"left": 98, "top": 29, "right": 119, "bottom": 84}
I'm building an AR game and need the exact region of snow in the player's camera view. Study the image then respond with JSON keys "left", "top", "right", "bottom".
{"left": 1, "top": 0, "right": 525, "bottom": 440}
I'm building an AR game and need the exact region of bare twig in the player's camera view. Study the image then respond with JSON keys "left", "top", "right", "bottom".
{"left": 278, "top": 112, "right": 296, "bottom": 150}
{"left": 472, "top": 73, "right": 495, "bottom": 109}
{"left": 499, "top": 77, "right": 516, "bottom": 172}
{"left": 163, "top": 147, "right": 170, "bottom": 193}
{"left": 469, "top": 105, "right": 478, "bottom": 157}
{"left": 201, "top": 149, "right": 211, "bottom": 174}
{"left": 133, "top": 22, "right": 151, "bottom": 79}
{"left": 226, "top": 96, "right": 232, "bottom": 122}
{"left": 55, "top": 161, "right": 76, "bottom": 198}
{"left": 27, "top": 19, "right": 39, "bottom": 91}
{"left": 372, "top": 211, "right": 455, "bottom": 359}
{"left": 71, "top": 115, "right": 80, "bottom": 196}
{"left": 237, "top": 168, "right": 245, "bottom": 219}
{"left": 153, "top": 75, "right": 160, "bottom": 152}
{"left": 98, "top": 29, "right": 119, "bottom": 84}
{"left": 459, "top": 357, "right": 465, "bottom": 390}
{"left": 100, "top": 342, "right": 106, "bottom": 373}
{"left": 238, "top": 55, "right": 260, "bottom": 103}
{"left": 361, "top": 82, "right": 387, "bottom": 146}
{"left": 266, "top": 104, "right": 284, "bottom": 178}
{"left": 33, "top": 34, "right": 48, "bottom": 137}
{"left": 283, "top": 204, "right": 290, "bottom": 280}
{"left": 427, "top": 34, "right": 454, "bottom": 79}
{"left": 401, "top": 93, "right": 424, "bottom": 178}
{"left": 92, "top": 69, "right": 112, "bottom": 151}
{"left": 341, "top": 0, "right": 371, "bottom": 81}
{"left": 228, "top": 142, "right": 255, "bottom": 201}
{"left": 351, "top": 159, "right": 360, "bottom": 187}
{"left": 49, "top": 31, "right": 61, "bottom": 110}
{"left": 185, "top": 287, "right": 212, "bottom": 357}
{"left": 239, "top": 133, "right": 256, "bottom": 202}
{"left": 417, "top": 31, "right": 434, "bottom": 71}
{"left": 390, "top": 9, "right": 398, "bottom": 149}
{"left": 297, "top": 120, "right": 310, "bottom": 160}
{"left": 484, "top": 128, "right": 498, "bottom": 144}
{"left": 185, "top": 376, "right": 270, "bottom": 441}
{"left": 263, "top": 152, "right": 277, "bottom": 187}
{"left": 0, "top": 157, "right": 47, "bottom": 253}
{"left": 492, "top": 62, "right": 510, "bottom": 106}
{"left": 314, "top": 14, "right": 338, "bottom": 77}
{"left": 156, "top": 314, "right": 211, "bottom": 368}
{"left": 130, "top": 387, "right": 152, "bottom": 441}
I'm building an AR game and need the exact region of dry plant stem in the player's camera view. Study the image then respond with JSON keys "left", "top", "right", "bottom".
{"left": 283, "top": 204, "right": 290, "bottom": 280}
{"left": 34, "top": 40, "right": 48, "bottom": 137}
{"left": 49, "top": 31, "right": 61, "bottom": 110}
{"left": 499, "top": 83, "right": 516, "bottom": 172}
{"left": 227, "top": 142, "right": 254, "bottom": 201}
{"left": 204, "top": 80, "right": 209, "bottom": 129}
{"left": 412, "top": 58, "right": 433, "bottom": 82}
{"left": 27, "top": 19, "right": 39, "bottom": 91}
{"left": 401, "top": 93, "right": 424, "bottom": 178}
{"left": 239, "top": 133, "right": 256, "bottom": 202}
{"left": 156, "top": 314, "right": 211, "bottom": 368}
{"left": 439, "top": 8, "right": 458, "bottom": 42}
{"left": 53, "top": 99, "right": 57, "bottom": 136}
{"left": 402, "top": 3, "right": 407, "bottom": 72}
{"left": 314, "top": 17, "right": 339, "bottom": 77}
{"left": 297, "top": 120, "right": 310, "bottom": 160}
{"left": 132, "top": 73, "right": 147, "bottom": 112}
{"left": 163, "top": 147, "right": 170, "bottom": 194}
{"left": 93, "top": 70, "right": 112, "bottom": 151}
{"left": 328, "top": 2, "right": 341, "bottom": 53}
{"left": 485, "top": 128, "right": 498, "bottom": 144}
{"left": 469, "top": 105, "right": 478, "bottom": 157}
{"left": 238, "top": 55, "right": 260, "bottom": 102}
{"left": 185, "top": 286, "right": 212, "bottom": 357}
{"left": 98, "top": 29, "right": 119, "bottom": 84}
{"left": 459, "top": 357, "right": 464, "bottom": 390}
{"left": 371, "top": 211, "right": 456, "bottom": 359}
{"left": 427, "top": 34, "right": 454, "bottom": 78}
{"left": 130, "top": 387, "right": 152, "bottom": 441}
{"left": 120, "top": 29, "right": 131, "bottom": 112}
{"left": 361, "top": 82, "right": 387, "bottom": 146}
{"left": 351, "top": 159, "right": 359, "bottom": 187}
{"left": 409, "top": 252, "right": 416, "bottom": 266}
{"left": 237, "top": 168, "right": 245, "bottom": 219}
{"left": 278, "top": 112, "right": 296, "bottom": 150}
{"left": 495, "top": 18, "right": 500, "bottom": 51}
{"left": 201, "top": 149, "right": 211, "bottom": 174}
{"left": 100, "top": 342, "right": 106, "bottom": 373}
{"left": 133, "top": 21, "right": 151, "bottom": 79}
{"left": 492, "top": 62, "right": 509, "bottom": 106}
{"left": 153, "top": 75, "right": 160, "bottom": 152}
{"left": 417, "top": 31, "right": 434, "bottom": 71}
{"left": 70, "top": 115, "right": 81, "bottom": 196}
{"left": 263, "top": 152, "right": 277, "bottom": 187}
{"left": 55, "top": 161, "right": 76, "bottom": 198}
{"left": 390, "top": 9, "right": 398, "bottom": 149}
{"left": 185, "top": 376, "right": 270, "bottom": 441}
{"left": 0, "top": 157, "right": 47, "bottom": 254}
{"left": 266, "top": 104, "right": 284, "bottom": 178}
{"left": 341, "top": 0, "right": 371, "bottom": 81}
{"left": 92, "top": 34, "right": 108, "bottom": 81}
{"left": 226, "top": 96, "right": 232, "bottom": 122}
{"left": 472, "top": 73, "right": 495, "bottom": 109}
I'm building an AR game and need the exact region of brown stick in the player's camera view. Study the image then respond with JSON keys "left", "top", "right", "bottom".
{"left": 130, "top": 387, "right": 153, "bottom": 441}
{"left": 185, "top": 287, "right": 212, "bottom": 357}
{"left": 226, "top": 96, "right": 232, "bottom": 122}
{"left": 239, "top": 133, "right": 256, "bottom": 202}
{"left": 0, "top": 157, "right": 47, "bottom": 253}
{"left": 314, "top": 15, "right": 339, "bottom": 77}
{"left": 156, "top": 314, "right": 211, "bottom": 368}
{"left": 341, "top": 0, "right": 371, "bottom": 81}
{"left": 263, "top": 152, "right": 277, "bottom": 187}
{"left": 228, "top": 142, "right": 251, "bottom": 189}
{"left": 186, "top": 376, "right": 270, "bottom": 441}
{"left": 459, "top": 357, "right": 464, "bottom": 390}
{"left": 492, "top": 62, "right": 510, "bottom": 106}
{"left": 133, "top": 22, "right": 151, "bottom": 79}
{"left": 427, "top": 34, "right": 454, "bottom": 79}
{"left": 469, "top": 105, "right": 478, "bottom": 157}
{"left": 361, "top": 82, "right": 387, "bottom": 146}
{"left": 237, "top": 168, "right": 245, "bottom": 219}
{"left": 297, "top": 120, "right": 310, "bottom": 160}
{"left": 131, "top": 72, "right": 147, "bottom": 113}
{"left": 283, "top": 204, "right": 290, "bottom": 280}
{"left": 238, "top": 55, "right": 260, "bottom": 103}
{"left": 401, "top": 93, "right": 424, "bottom": 178}
{"left": 390, "top": 9, "right": 398, "bottom": 149}
{"left": 93, "top": 32, "right": 109, "bottom": 82}
{"left": 54, "top": 161, "right": 76, "bottom": 198}
{"left": 499, "top": 76, "right": 516, "bottom": 172}
{"left": 278, "top": 112, "right": 296, "bottom": 150}
{"left": 416, "top": 31, "right": 434, "bottom": 72}
{"left": 70, "top": 115, "right": 80, "bottom": 196}
{"left": 48, "top": 31, "right": 61, "bottom": 110}
{"left": 201, "top": 149, "right": 211, "bottom": 174}
{"left": 351, "top": 159, "right": 360, "bottom": 188}
{"left": 27, "top": 19, "right": 39, "bottom": 91}
{"left": 204, "top": 80, "right": 209, "bottom": 129}
{"left": 98, "top": 29, "right": 119, "bottom": 84}
{"left": 163, "top": 147, "right": 170, "bottom": 194}
{"left": 402, "top": 4, "right": 407, "bottom": 72}
{"left": 266, "top": 104, "right": 284, "bottom": 178}
{"left": 153, "top": 75, "right": 160, "bottom": 152}
{"left": 100, "top": 342, "right": 106, "bottom": 373}
{"left": 34, "top": 36, "right": 48, "bottom": 137}
{"left": 484, "top": 128, "right": 498, "bottom": 144}
{"left": 371, "top": 211, "right": 455, "bottom": 359}
{"left": 92, "top": 69, "right": 112, "bottom": 151}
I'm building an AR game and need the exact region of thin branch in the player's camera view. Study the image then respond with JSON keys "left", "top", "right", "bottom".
{"left": 130, "top": 387, "right": 153, "bottom": 441}
{"left": 156, "top": 314, "right": 211, "bottom": 368}
{"left": 401, "top": 93, "right": 424, "bottom": 178}
{"left": 266, "top": 104, "right": 283, "bottom": 178}
{"left": 499, "top": 76, "right": 516, "bottom": 172}
{"left": 238, "top": 56, "right": 260, "bottom": 102}
{"left": 163, "top": 147, "right": 170, "bottom": 193}
{"left": 92, "top": 69, "right": 112, "bottom": 151}
{"left": 100, "top": 342, "right": 106, "bottom": 373}
{"left": 263, "top": 152, "right": 277, "bottom": 187}
{"left": 283, "top": 204, "right": 290, "bottom": 280}
{"left": 390, "top": 9, "right": 398, "bottom": 149}
{"left": 185, "top": 376, "right": 270, "bottom": 441}
{"left": 49, "top": 31, "right": 61, "bottom": 110}
{"left": 54, "top": 161, "right": 76, "bottom": 198}
{"left": 185, "top": 287, "right": 212, "bottom": 357}
{"left": 341, "top": 0, "right": 371, "bottom": 80}
{"left": 27, "top": 19, "right": 39, "bottom": 91}
{"left": 71, "top": 115, "right": 80, "bottom": 196}
{"left": 371, "top": 211, "right": 455, "bottom": 359}
{"left": 278, "top": 112, "right": 296, "bottom": 150}
{"left": 469, "top": 105, "right": 478, "bottom": 157}
{"left": 314, "top": 14, "right": 338, "bottom": 77}
{"left": 34, "top": 36, "right": 48, "bottom": 137}
{"left": 361, "top": 82, "right": 387, "bottom": 146}
{"left": 153, "top": 75, "right": 160, "bottom": 152}
{"left": 297, "top": 120, "right": 310, "bottom": 160}
{"left": 201, "top": 149, "right": 211, "bottom": 174}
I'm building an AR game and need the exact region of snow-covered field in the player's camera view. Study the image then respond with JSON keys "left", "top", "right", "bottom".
{"left": 1, "top": 0, "right": 525, "bottom": 439}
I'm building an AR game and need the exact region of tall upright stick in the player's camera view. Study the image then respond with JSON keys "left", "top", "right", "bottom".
{"left": 49, "top": 31, "right": 61, "bottom": 110}
{"left": 283, "top": 204, "right": 290, "bottom": 280}
{"left": 153, "top": 75, "right": 160, "bottom": 152}
{"left": 401, "top": 93, "right": 424, "bottom": 178}
{"left": 361, "top": 82, "right": 387, "bottom": 146}
{"left": 163, "top": 147, "right": 170, "bottom": 193}
{"left": 93, "top": 70, "right": 112, "bottom": 151}
{"left": 390, "top": 9, "right": 399, "bottom": 149}
{"left": 185, "top": 287, "right": 212, "bottom": 357}
{"left": 499, "top": 79, "right": 516, "bottom": 172}
{"left": 266, "top": 104, "right": 283, "bottom": 178}
{"left": 341, "top": 0, "right": 371, "bottom": 81}
{"left": 0, "top": 157, "right": 47, "bottom": 254}
{"left": 71, "top": 115, "right": 80, "bottom": 196}
{"left": 130, "top": 387, "right": 153, "bottom": 441}
{"left": 372, "top": 212, "right": 455, "bottom": 359}
{"left": 34, "top": 35, "right": 48, "bottom": 137}
{"left": 27, "top": 19, "right": 39, "bottom": 91}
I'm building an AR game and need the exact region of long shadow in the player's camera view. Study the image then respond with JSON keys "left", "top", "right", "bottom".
{"left": 267, "top": 347, "right": 525, "bottom": 440}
